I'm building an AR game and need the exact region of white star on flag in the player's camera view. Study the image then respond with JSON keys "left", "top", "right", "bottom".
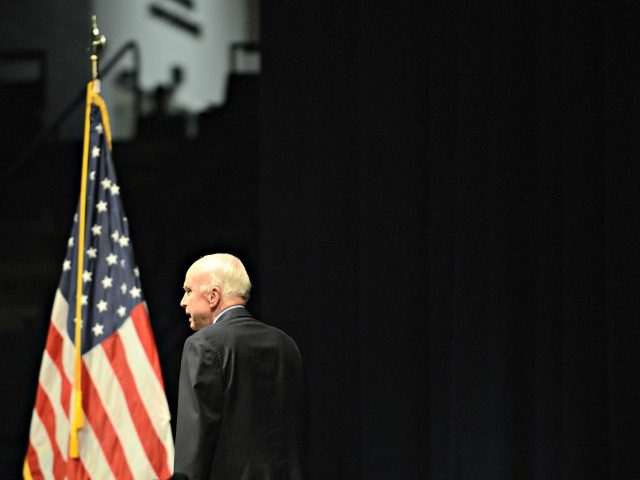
{"left": 97, "top": 300, "right": 108, "bottom": 312}
{"left": 95, "top": 123, "right": 103, "bottom": 133}
{"left": 117, "top": 306, "right": 127, "bottom": 318}
{"left": 63, "top": 260, "right": 71, "bottom": 271}
{"left": 96, "top": 200, "right": 108, "bottom": 212}
{"left": 81, "top": 295, "right": 88, "bottom": 306}
{"left": 92, "top": 146, "right": 100, "bottom": 158}
{"left": 92, "top": 224, "right": 102, "bottom": 236}
{"left": 120, "top": 283, "right": 128, "bottom": 294}
{"left": 87, "top": 247, "right": 97, "bottom": 259}
{"left": 106, "top": 253, "right": 118, "bottom": 266}
{"left": 101, "top": 177, "right": 112, "bottom": 190}
{"left": 68, "top": 237, "right": 74, "bottom": 247}
{"left": 101, "top": 276, "right": 113, "bottom": 289}
{"left": 82, "top": 271, "right": 92, "bottom": 283}
{"left": 110, "top": 184, "right": 120, "bottom": 195}
{"left": 118, "top": 236, "right": 130, "bottom": 247}
{"left": 92, "top": 323, "right": 105, "bottom": 336}
{"left": 130, "top": 286, "right": 141, "bottom": 299}
{"left": 111, "top": 230, "right": 120, "bottom": 241}
{"left": 89, "top": 170, "right": 96, "bottom": 181}
{"left": 133, "top": 267, "right": 140, "bottom": 277}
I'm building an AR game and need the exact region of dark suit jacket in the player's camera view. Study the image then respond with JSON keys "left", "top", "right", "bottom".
{"left": 174, "top": 306, "right": 307, "bottom": 480}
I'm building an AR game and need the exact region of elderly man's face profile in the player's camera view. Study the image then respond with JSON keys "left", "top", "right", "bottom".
{"left": 180, "top": 265, "right": 214, "bottom": 331}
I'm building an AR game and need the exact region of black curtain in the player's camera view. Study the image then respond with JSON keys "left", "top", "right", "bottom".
{"left": 258, "top": 1, "right": 640, "bottom": 479}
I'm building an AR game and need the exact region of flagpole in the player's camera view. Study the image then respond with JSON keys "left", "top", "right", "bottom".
{"left": 69, "top": 15, "right": 106, "bottom": 459}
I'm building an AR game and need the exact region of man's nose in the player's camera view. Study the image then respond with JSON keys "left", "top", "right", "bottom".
{"left": 180, "top": 293, "right": 187, "bottom": 308}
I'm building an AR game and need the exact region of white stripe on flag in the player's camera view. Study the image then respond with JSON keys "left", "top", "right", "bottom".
{"left": 50, "top": 289, "right": 75, "bottom": 383}
{"left": 28, "top": 410, "right": 54, "bottom": 479}
{"left": 39, "top": 351, "right": 70, "bottom": 460}
{"left": 84, "top": 343, "right": 157, "bottom": 478}
{"left": 78, "top": 419, "right": 116, "bottom": 480}
{"left": 119, "top": 317, "right": 174, "bottom": 454}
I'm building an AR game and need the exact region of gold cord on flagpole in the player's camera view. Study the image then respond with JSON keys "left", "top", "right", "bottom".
{"left": 69, "top": 15, "right": 106, "bottom": 459}
{"left": 69, "top": 80, "right": 93, "bottom": 460}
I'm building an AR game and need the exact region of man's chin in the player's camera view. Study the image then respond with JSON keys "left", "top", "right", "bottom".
{"left": 190, "top": 318, "right": 209, "bottom": 330}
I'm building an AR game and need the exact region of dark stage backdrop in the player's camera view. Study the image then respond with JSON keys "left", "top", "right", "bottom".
{"left": 258, "top": 1, "right": 640, "bottom": 479}
{"left": 4, "top": 1, "right": 640, "bottom": 479}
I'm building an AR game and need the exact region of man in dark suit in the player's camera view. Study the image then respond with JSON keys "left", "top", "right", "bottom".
{"left": 174, "top": 253, "right": 307, "bottom": 480}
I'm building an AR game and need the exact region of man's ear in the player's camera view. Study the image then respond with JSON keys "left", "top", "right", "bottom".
{"left": 208, "top": 286, "right": 221, "bottom": 307}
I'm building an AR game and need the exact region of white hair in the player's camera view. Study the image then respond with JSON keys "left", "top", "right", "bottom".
{"left": 196, "top": 253, "right": 252, "bottom": 301}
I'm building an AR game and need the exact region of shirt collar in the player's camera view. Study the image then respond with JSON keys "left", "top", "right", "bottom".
{"left": 213, "top": 304, "right": 246, "bottom": 324}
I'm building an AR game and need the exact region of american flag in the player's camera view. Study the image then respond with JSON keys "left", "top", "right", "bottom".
{"left": 24, "top": 87, "right": 174, "bottom": 479}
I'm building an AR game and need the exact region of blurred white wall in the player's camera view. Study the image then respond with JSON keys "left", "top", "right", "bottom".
{"left": 0, "top": 1, "right": 259, "bottom": 142}
{"left": 93, "top": 0, "right": 259, "bottom": 139}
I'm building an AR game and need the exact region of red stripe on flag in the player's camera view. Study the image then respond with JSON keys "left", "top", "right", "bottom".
{"left": 34, "top": 385, "right": 67, "bottom": 478}
{"left": 130, "top": 303, "right": 165, "bottom": 388}
{"left": 26, "top": 441, "right": 43, "bottom": 479}
{"left": 102, "top": 332, "right": 172, "bottom": 479}
{"left": 44, "top": 322, "right": 72, "bottom": 416}
{"left": 81, "top": 361, "right": 133, "bottom": 480}
{"left": 66, "top": 457, "right": 91, "bottom": 480}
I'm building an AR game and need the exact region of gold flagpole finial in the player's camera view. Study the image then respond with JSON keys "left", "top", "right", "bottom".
{"left": 90, "top": 15, "right": 106, "bottom": 81}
